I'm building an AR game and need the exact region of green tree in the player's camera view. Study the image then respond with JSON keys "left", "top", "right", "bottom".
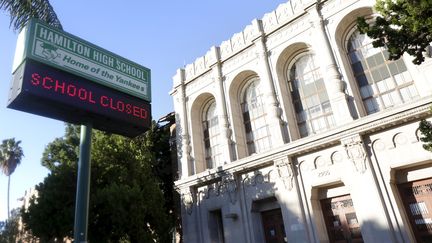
{"left": 357, "top": 0, "right": 432, "bottom": 65}
{"left": 0, "top": 208, "right": 21, "bottom": 243}
{"left": 419, "top": 118, "right": 432, "bottom": 152}
{"left": 0, "top": 0, "right": 62, "bottom": 31}
{"left": 0, "top": 138, "right": 24, "bottom": 219}
{"left": 21, "top": 124, "right": 174, "bottom": 242}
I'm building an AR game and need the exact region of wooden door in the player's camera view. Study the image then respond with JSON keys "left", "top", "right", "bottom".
{"left": 261, "top": 208, "right": 287, "bottom": 243}
{"left": 398, "top": 177, "right": 432, "bottom": 243}
{"left": 321, "top": 194, "right": 363, "bottom": 243}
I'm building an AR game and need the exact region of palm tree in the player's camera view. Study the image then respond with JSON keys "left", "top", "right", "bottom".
{"left": 0, "top": 0, "right": 62, "bottom": 31}
{"left": 0, "top": 138, "right": 24, "bottom": 219}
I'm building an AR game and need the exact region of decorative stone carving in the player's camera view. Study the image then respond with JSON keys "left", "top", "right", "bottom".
{"left": 299, "top": 160, "right": 314, "bottom": 172}
{"left": 231, "top": 32, "right": 245, "bottom": 52}
{"left": 331, "top": 151, "right": 343, "bottom": 164}
{"left": 220, "top": 39, "right": 232, "bottom": 59}
{"left": 184, "top": 72, "right": 213, "bottom": 95}
{"left": 393, "top": 132, "right": 408, "bottom": 147}
{"left": 219, "top": 174, "right": 238, "bottom": 204}
{"left": 314, "top": 156, "right": 325, "bottom": 168}
{"left": 275, "top": 2, "right": 292, "bottom": 24}
{"left": 244, "top": 24, "right": 259, "bottom": 43}
{"left": 372, "top": 139, "right": 386, "bottom": 152}
{"left": 274, "top": 158, "right": 294, "bottom": 191}
{"left": 262, "top": 11, "right": 278, "bottom": 33}
{"left": 182, "top": 134, "right": 192, "bottom": 161}
{"left": 244, "top": 170, "right": 272, "bottom": 187}
{"left": 342, "top": 135, "right": 367, "bottom": 174}
{"left": 415, "top": 128, "right": 422, "bottom": 142}
{"left": 195, "top": 174, "right": 238, "bottom": 205}
{"left": 181, "top": 189, "right": 194, "bottom": 215}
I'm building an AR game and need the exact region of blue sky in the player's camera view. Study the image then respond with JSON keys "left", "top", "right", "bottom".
{"left": 0, "top": 0, "right": 286, "bottom": 220}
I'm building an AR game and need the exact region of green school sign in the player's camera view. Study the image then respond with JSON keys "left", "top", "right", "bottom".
{"left": 12, "top": 19, "right": 151, "bottom": 101}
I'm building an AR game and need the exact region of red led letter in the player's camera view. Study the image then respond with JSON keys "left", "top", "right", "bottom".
{"left": 78, "top": 88, "right": 87, "bottom": 101}
{"left": 31, "top": 73, "right": 41, "bottom": 85}
{"left": 42, "top": 76, "right": 54, "bottom": 89}
{"left": 125, "top": 104, "right": 132, "bottom": 114}
{"left": 117, "top": 100, "right": 125, "bottom": 112}
{"left": 133, "top": 106, "right": 140, "bottom": 117}
{"left": 100, "top": 96, "right": 109, "bottom": 107}
{"left": 55, "top": 80, "right": 66, "bottom": 94}
{"left": 88, "top": 91, "right": 96, "bottom": 104}
{"left": 140, "top": 108, "right": 147, "bottom": 119}
{"left": 109, "top": 97, "right": 117, "bottom": 111}
{"left": 67, "top": 84, "right": 77, "bottom": 97}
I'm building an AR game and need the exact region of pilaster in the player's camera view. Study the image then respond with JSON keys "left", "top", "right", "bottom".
{"left": 274, "top": 157, "right": 310, "bottom": 243}
{"left": 209, "top": 46, "right": 235, "bottom": 165}
{"left": 252, "top": 19, "right": 286, "bottom": 146}
{"left": 172, "top": 69, "right": 193, "bottom": 178}
{"left": 308, "top": 7, "right": 354, "bottom": 125}
{"left": 341, "top": 134, "right": 397, "bottom": 243}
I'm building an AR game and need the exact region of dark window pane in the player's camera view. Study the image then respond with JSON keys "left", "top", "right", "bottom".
{"left": 242, "top": 111, "right": 250, "bottom": 122}
{"left": 244, "top": 122, "right": 252, "bottom": 133}
{"left": 352, "top": 62, "right": 364, "bottom": 74}
{"left": 291, "top": 79, "right": 300, "bottom": 90}
{"left": 356, "top": 74, "right": 368, "bottom": 87}
{"left": 299, "top": 123, "right": 308, "bottom": 137}
{"left": 290, "top": 67, "right": 297, "bottom": 81}
{"left": 203, "top": 129, "right": 209, "bottom": 138}
{"left": 294, "top": 101, "right": 304, "bottom": 113}
{"left": 291, "top": 89, "right": 300, "bottom": 100}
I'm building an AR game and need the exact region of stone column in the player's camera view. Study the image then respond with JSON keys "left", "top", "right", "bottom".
{"left": 179, "top": 186, "right": 202, "bottom": 243}
{"left": 309, "top": 7, "right": 354, "bottom": 125}
{"left": 171, "top": 69, "right": 193, "bottom": 178}
{"left": 341, "top": 134, "right": 397, "bottom": 243}
{"left": 252, "top": 19, "right": 285, "bottom": 146}
{"left": 274, "top": 156, "right": 310, "bottom": 243}
{"left": 209, "top": 46, "right": 234, "bottom": 164}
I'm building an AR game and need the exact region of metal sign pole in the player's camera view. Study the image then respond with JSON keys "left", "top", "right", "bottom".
{"left": 73, "top": 123, "right": 92, "bottom": 242}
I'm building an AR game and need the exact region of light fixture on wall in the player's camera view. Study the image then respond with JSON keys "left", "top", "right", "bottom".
{"left": 224, "top": 213, "right": 238, "bottom": 220}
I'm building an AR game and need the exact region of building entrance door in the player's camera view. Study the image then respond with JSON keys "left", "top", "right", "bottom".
{"left": 398, "top": 177, "right": 432, "bottom": 243}
{"left": 320, "top": 194, "right": 363, "bottom": 243}
{"left": 261, "top": 208, "right": 286, "bottom": 243}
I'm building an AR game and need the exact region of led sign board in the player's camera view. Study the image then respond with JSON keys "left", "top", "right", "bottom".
{"left": 8, "top": 60, "right": 151, "bottom": 137}
{"left": 12, "top": 19, "right": 151, "bottom": 101}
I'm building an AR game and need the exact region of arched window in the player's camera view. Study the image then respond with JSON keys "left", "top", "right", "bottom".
{"left": 202, "top": 100, "right": 221, "bottom": 169}
{"left": 288, "top": 53, "right": 335, "bottom": 137}
{"left": 348, "top": 30, "right": 419, "bottom": 114}
{"left": 241, "top": 77, "right": 271, "bottom": 155}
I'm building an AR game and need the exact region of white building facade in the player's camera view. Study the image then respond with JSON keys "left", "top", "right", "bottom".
{"left": 170, "top": 0, "right": 432, "bottom": 242}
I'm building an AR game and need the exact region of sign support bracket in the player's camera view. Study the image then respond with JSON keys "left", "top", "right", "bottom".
{"left": 73, "top": 123, "right": 92, "bottom": 242}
